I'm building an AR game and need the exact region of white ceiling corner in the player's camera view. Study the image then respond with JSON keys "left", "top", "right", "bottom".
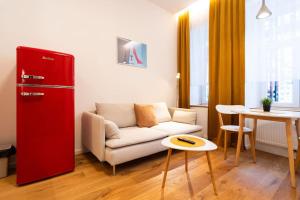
{"left": 148, "top": 0, "right": 198, "bottom": 14}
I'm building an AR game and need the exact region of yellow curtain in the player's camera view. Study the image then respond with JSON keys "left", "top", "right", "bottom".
{"left": 177, "top": 11, "right": 190, "bottom": 109}
{"left": 208, "top": 0, "right": 245, "bottom": 140}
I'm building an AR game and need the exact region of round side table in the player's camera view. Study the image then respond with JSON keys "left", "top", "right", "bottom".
{"left": 161, "top": 134, "right": 218, "bottom": 195}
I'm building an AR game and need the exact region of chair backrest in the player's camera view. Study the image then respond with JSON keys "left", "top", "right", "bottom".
{"left": 216, "top": 105, "right": 245, "bottom": 115}
{"left": 216, "top": 105, "right": 245, "bottom": 126}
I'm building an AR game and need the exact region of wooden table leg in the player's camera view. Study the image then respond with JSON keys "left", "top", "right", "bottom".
{"left": 206, "top": 151, "right": 217, "bottom": 195}
{"left": 285, "top": 119, "right": 296, "bottom": 188}
{"left": 162, "top": 148, "right": 172, "bottom": 188}
{"left": 295, "top": 119, "right": 300, "bottom": 171}
{"left": 235, "top": 114, "right": 244, "bottom": 166}
{"left": 185, "top": 151, "right": 188, "bottom": 172}
{"left": 248, "top": 132, "right": 256, "bottom": 163}
{"left": 253, "top": 119, "right": 257, "bottom": 147}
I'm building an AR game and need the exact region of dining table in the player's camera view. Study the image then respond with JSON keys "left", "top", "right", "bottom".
{"left": 234, "top": 108, "right": 300, "bottom": 188}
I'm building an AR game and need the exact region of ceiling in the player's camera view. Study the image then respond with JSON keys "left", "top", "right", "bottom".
{"left": 148, "top": 0, "right": 198, "bottom": 14}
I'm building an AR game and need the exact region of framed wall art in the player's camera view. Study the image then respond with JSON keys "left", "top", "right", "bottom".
{"left": 117, "top": 37, "right": 147, "bottom": 68}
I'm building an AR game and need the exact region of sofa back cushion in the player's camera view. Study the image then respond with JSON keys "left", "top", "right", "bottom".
{"left": 134, "top": 104, "right": 158, "bottom": 128}
{"left": 152, "top": 102, "right": 171, "bottom": 123}
{"left": 95, "top": 103, "right": 136, "bottom": 128}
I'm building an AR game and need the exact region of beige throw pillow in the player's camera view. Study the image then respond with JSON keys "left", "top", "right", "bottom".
{"left": 104, "top": 120, "right": 121, "bottom": 139}
{"left": 134, "top": 104, "right": 158, "bottom": 128}
{"left": 152, "top": 102, "right": 172, "bottom": 122}
{"left": 172, "top": 110, "right": 197, "bottom": 125}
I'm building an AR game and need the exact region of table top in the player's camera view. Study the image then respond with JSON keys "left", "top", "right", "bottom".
{"left": 161, "top": 135, "right": 217, "bottom": 151}
{"left": 232, "top": 108, "right": 300, "bottom": 119}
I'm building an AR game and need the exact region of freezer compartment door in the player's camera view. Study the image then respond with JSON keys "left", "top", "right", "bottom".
{"left": 17, "top": 46, "right": 74, "bottom": 86}
{"left": 17, "top": 86, "right": 74, "bottom": 185}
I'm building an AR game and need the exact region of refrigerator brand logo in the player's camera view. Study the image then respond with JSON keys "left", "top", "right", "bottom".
{"left": 42, "top": 56, "right": 54, "bottom": 61}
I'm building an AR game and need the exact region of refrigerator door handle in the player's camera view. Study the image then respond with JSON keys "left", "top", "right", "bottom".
{"left": 21, "top": 74, "right": 45, "bottom": 80}
{"left": 20, "top": 92, "right": 45, "bottom": 96}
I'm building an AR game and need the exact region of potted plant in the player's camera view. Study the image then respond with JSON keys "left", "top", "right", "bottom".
{"left": 261, "top": 97, "right": 272, "bottom": 112}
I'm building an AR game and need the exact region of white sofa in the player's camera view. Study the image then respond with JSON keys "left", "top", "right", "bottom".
{"left": 82, "top": 102, "right": 203, "bottom": 175}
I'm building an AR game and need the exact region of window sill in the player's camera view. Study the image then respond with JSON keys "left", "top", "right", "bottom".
{"left": 190, "top": 104, "right": 208, "bottom": 108}
{"left": 251, "top": 106, "right": 300, "bottom": 112}
{"left": 190, "top": 105, "right": 300, "bottom": 111}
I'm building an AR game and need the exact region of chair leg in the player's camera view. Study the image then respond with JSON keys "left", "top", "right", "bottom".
{"left": 249, "top": 132, "right": 256, "bottom": 163}
{"left": 224, "top": 131, "right": 227, "bottom": 160}
{"left": 295, "top": 120, "right": 300, "bottom": 171}
{"left": 295, "top": 142, "right": 300, "bottom": 171}
{"left": 216, "top": 128, "right": 223, "bottom": 147}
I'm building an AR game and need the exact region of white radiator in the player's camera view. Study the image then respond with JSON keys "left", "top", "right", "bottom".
{"left": 245, "top": 119, "right": 298, "bottom": 150}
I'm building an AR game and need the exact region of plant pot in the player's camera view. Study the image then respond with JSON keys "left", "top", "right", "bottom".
{"left": 263, "top": 104, "right": 271, "bottom": 112}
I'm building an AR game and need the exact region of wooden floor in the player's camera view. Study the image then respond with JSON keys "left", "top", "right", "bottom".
{"left": 0, "top": 148, "right": 300, "bottom": 200}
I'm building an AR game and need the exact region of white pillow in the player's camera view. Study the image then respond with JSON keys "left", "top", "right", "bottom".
{"left": 104, "top": 120, "right": 121, "bottom": 139}
{"left": 172, "top": 110, "right": 197, "bottom": 125}
{"left": 152, "top": 102, "right": 172, "bottom": 123}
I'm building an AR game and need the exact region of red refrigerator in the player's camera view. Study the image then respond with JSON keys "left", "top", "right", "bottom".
{"left": 16, "top": 46, "right": 75, "bottom": 185}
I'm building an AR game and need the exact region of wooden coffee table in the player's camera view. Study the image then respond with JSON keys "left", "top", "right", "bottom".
{"left": 161, "top": 134, "right": 218, "bottom": 195}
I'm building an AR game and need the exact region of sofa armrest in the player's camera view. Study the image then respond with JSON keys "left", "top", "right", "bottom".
{"left": 82, "top": 111, "right": 105, "bottom": 162}
{"left": 168, "top": 107, "right": 197, "bottom": 117}
{"left": 168, "top": 107, "right": 198, "bottom": 125}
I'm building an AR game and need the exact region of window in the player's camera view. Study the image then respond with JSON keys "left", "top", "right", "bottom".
{"left": 189, "top": 0, "right": 300, "bottom": 107}
{"left": 246, "top": 0, "right": 300, "bottom": 107}
{"left": 189, "top": 0, "right": 209, "bottom": 105}
{"left": 267, "top": 80, "right": 300, "bottom": 106}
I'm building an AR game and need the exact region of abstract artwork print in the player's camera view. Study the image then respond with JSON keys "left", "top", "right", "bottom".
{"left": 117, "top": 38, "right": 147, "bottom": 68}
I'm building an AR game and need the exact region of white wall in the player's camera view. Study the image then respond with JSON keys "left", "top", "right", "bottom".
{"left": 0, "top": 0, "right": 177, "bottom": 152}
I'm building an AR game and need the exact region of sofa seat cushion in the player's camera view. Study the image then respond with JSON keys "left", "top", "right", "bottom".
{"left": 105, "top": 127, "right": 168, "bottom": 149}
{"left": 151, "top": 121, "right": 202, "bottom": 136}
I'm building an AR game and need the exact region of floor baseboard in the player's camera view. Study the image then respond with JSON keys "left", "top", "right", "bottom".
{"left": 246, "top": 141, "right": 297, "bottom": 158}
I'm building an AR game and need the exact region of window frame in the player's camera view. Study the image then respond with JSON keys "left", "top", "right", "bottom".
{"left": 271, "top": 80, "right": 300, "bottom": 108}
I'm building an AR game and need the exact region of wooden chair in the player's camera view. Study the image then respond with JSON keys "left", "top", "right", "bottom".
{"left": 295, "top": 120, "right": 300, "bottom": 170}
{"left": 296, "top": 137, "right": 300, "bottom": 171}
{"left": 216, "top": 105, "right": 256, "bottom": 161}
